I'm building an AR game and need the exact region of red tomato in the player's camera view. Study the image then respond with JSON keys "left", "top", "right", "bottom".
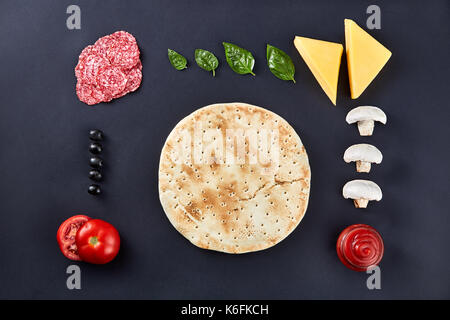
{"left": 57, "top": 215, "right": 91, "bottom": 261}
{"left": 76, "top": 219, "right": 120, "bottom": 264}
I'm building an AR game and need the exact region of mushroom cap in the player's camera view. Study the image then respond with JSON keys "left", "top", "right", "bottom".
{"left": 343, "top": 144, "right": 383, "bottom": 164}
{"left": 342, "top": 180, "right": 382, "bottom": 201}
{"left": 346, "top": 106, "right": 387, "bottom": 124}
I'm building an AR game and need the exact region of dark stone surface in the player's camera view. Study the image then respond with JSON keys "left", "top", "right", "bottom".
{"left": 0, "top": 0, "right": 448, "bottom": 299}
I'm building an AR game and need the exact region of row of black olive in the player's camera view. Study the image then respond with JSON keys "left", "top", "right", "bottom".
{"left": 88, "top": 129, "right": 104, "bottom": 195}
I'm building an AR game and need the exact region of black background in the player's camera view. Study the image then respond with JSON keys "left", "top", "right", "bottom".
{"left": 0, "top": 0, "right": 448, "bottom": 299}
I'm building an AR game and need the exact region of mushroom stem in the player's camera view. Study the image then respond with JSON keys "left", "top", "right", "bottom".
{"left": 357, "top": 120, "right": 375, "bottom": 136}
{"left": 354, "top": 199, "right": 369, "bottom": 208}
{"left": 356, "top": 161, "right": 372, "bottom": 173}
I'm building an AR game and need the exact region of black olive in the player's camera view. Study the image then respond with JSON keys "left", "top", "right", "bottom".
{"left": 88, "top": 184, "right": 101, "bottom": 195}
{"left": 89, "top": 129, "right": 104, "bottom": 141}
{"left": 89, "top": 170, "right": 102, "bottom": 181}
{"left": 89, "top": 142, "right": 102, "bottom": 154}
{"left": 89, "top": 157, "right": 103, "bottom": 169}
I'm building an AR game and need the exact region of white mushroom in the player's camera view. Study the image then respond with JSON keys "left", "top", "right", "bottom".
{"left": 342, "top": 180, "right": 382, "bottom": 208}
{"left": 343, "top": 144, "right": 383, "bottom": 173}
{"left": 346, "top": 106, "right": 387, "bottom": 136}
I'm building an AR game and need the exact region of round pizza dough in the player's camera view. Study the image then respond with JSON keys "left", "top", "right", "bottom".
{"left": 158, "top": 103, "right": 311, "bottom": 253}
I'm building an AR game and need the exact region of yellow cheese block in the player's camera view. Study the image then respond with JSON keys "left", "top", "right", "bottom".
{"left": 294, "top": 36, "right": 343, "bottom": 105}
{"left": 345, "top": 19, "right": 392, "bottom": 99}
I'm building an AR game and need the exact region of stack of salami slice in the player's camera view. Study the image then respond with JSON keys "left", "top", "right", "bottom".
{"left": 75, "top": 31, "right": 142, "bottom": 105}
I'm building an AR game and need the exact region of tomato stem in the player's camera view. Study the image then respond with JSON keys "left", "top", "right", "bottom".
{"left": 89, "top": 236, "right": 99, "bottom": 246}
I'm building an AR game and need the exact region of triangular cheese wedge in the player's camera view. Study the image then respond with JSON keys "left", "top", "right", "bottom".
{"left": 294, "top": 36, "right": 343, "bottom": 105}
{"left": 345, "top": 19, "right": 392, "bottom": 99}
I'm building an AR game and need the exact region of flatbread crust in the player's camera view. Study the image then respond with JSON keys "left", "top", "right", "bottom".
{"left": 159, "top": 103, "right": 311, "bottom": 253}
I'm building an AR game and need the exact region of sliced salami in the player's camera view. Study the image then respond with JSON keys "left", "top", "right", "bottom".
{"left": 96, "top": 66, "right": 128, "bottom": 98}
{"left": 77, "top": 54, "right": 109, "bottom": 85}
{"left": 114, "top": 61, "right": 142, "bottom": 98}
{"left": 76, "top": 82, "right": 109, "bottom": 106}
{"left": 75, "top": 31, "right": 142, "bottom": 105}
{"left": 105, "top": 31, "right": 140, "bottom": 70}
{"left": 124, "top": 65, "right": 142, "bottom": 93}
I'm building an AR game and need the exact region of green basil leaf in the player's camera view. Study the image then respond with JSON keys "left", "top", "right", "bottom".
{"left": 195, "top": 49, "right": 219, "bottom": 77}
{"left": 168, "top": 49, "right": 187, "bottom": 70}
{"left": 266, "top": 44, "right": 296, "bottom": 83}
{"left": 223, "top": 42, "right": 255, "bottom": 76}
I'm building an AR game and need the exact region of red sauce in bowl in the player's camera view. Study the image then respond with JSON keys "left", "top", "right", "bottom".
{"left": 336, "top": 224, "right": 384, "bottom": 272}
